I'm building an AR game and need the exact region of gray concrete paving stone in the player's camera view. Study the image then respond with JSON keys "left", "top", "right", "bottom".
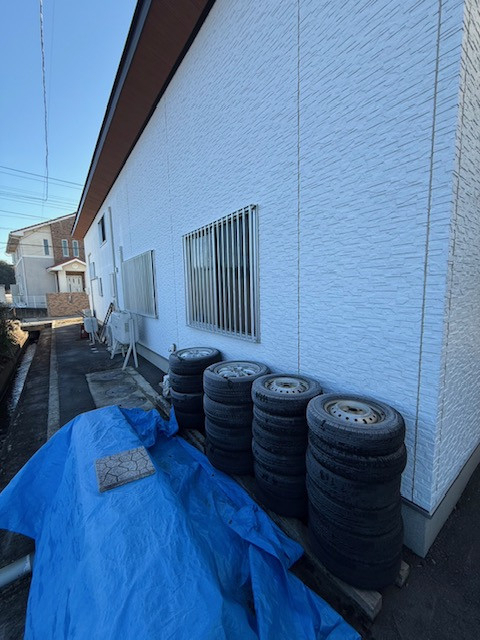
{"left": 95, "top": 446, "right": 155, "bottom": 492}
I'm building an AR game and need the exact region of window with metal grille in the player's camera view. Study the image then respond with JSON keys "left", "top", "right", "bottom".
{"left": 122, "top": 250, "right": 156, "bottom": 317}
{"left": 183, "top": 205, "right": 258, "bottom": 341}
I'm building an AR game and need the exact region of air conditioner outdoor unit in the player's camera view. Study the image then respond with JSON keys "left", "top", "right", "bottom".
{"left": 110, "top": 311, "right": 137, "bottom": 345}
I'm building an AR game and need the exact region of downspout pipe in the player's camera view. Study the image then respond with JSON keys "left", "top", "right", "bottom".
{"left": 108, "top": 206, "right": 118, "bottom": 307}
{"left": 0, "top": 553, "right": 34, "bottom": 589}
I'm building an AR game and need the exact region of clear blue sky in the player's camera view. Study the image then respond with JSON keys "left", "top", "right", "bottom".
{"left": 0, "top": 0, "right": 137, "bottom": 260}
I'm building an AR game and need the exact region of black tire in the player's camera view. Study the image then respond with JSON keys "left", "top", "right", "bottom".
{"left": 308, "top": 431, "right": 407, "bottom": 483}
{"left": 253, "top": 405, "right": 308, "bottom": 438}
{"left": 203, "top": 361, "right": 270, "bottom": 404}
{"left": 170, "top": 389, "right": 204, "bottom": 414}
{"left": 205, "top": 418, "right": 252, "bottom": 451}
{"left": 306, "top": 448, "right": 401, "bottom": 509}
{"left": 205, "top": 440, "right": 253, "bottom": 476}
{"left": 309, "top": 502, "right": 403, "bottom": 565}
{"left": 307, "top": 394, "right": 405, "bottom": 456}
{"left": 252, "top": 420, "right": 307, "bottom": 455}
{"left": 204, "top": 394, "right": 253, "bottom": 427}
{"left": 252, "top": 438, "right": 306, "bottom": 476}
{"left": 307, "top": 477, "right": 401, "bottom": 536}
{"left": 252, "top": 374, "right": 322, "bottom": 417}
{"left": 255, "top": 480, "right": 308, "bottom": 518}
{"left": 254, "top": 462, "right": 306, "bottom": 498}
{"left": 308, "top": 527, "right": 402, "bottom": 590}
{"left": 169, "top": 371, "right": 204, "bottom": 394}
{"left": 173, "top": 408, "right": 205, "bottom": 432}
{"left": 169, "top": 347, "right": 221, "bottom": 375}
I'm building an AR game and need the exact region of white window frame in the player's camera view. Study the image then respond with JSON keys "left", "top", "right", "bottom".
{"left": 122, "top": 250, "right": 157, "bottom": 318}
{"left": 72, "top": 239, "right": 79, "bottom": 257}
{"left": 98, "top": 216, "right": 106, "bottom": 244}
{"left": 183, "top": 205, "right": 259, "bottom": 341}
{"left": 43, "top": 239, "right": 49, "bottom": 255}
{"left": 89, "top": 256, "right": 96, "bottom": 279}
{"left": 61, "top": 239, "right": 69, "bottom": 257}
{"left": 98, "top": 277, "right": 103, "bottom": 297}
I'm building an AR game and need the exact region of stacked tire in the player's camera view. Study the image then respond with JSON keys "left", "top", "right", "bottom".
{"left": 204, "top": 361, "right": 269, "bottom": 475}
{"left": 306, "top": 394, "right": 406, "bottom": 589}
{"left": 169, "top": 347, "right": 221, "bottom": 431}
{"left": 251, "top": 374, "right": 323, "bottom": 518}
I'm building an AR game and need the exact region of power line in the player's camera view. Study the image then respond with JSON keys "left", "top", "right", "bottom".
{"left": 0, "top": 184, "right": 78, "bottom": 204}
{"left": 0, "top": 170, "right": 81, "bottom": 191}
{"left": 0, "top": 195, "right": 77, "bottom": 210}
{"left": 39, "top": 0, "right": 49, "bottom": 200}
{"left": 0, "top": 240, "right": 82, "bottom": 250}
{"left": 0, "top": 209, "right": 51, "bottom": 221}
{"left": 0, "top": 166, "right": 83, "bottom": 187}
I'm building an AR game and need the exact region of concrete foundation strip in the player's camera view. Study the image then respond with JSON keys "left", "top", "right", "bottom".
{"left": 47, "top": 322, "right": 60, "bottom": 439}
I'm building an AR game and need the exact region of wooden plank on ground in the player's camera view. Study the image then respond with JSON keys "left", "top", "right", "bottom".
{"left": 180, "top": 428, "right": 383, "bottom": 621}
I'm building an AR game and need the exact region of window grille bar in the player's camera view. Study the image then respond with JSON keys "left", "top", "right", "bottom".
{"left": 249, "top": 206, "right": 256, "bottom": 338}
{"left": 196, "top": 229, "right": 201, "bottom": 325}
{"left": 221, "top": 219, "right": 227, "bottom": 332}
{"left": 193, "top": 232, "right": 200, "bottom": 324}
{"left": 209, "top": 222, "right": 216, "bottom": 330}
{"left": 225, "top": 216, "right": 232, "bottom": 333}
{"left": 236, "top": 210, "right": 242, "bottom": 336}
{"left": 230, "top": 213, "right": 236, "bottom": 335}
{"left": 242, "top": 209, "right": 248, "bottom": 336}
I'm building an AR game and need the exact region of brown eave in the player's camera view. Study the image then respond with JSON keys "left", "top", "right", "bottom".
{"left": 73, "top": 0, "right": 214, "bottom": 239}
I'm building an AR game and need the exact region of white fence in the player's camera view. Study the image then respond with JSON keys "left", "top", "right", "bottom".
{"left": 12, "top": 295, "right": 47, "bottom": 309}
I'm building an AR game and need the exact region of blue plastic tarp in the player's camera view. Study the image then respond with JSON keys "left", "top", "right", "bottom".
{"left": 0, "top": 406, "right": 359, "bottom": 639}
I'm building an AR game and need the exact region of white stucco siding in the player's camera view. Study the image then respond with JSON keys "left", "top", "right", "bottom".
{"left": 433, "top": 0, "right": 480, "bottom": 507}
{"left": 298, "top": 0, "right": 464, "bottom": 510}
{"left": 84, "top": 0, "right": 468, "bottom": 510}
{"left": 86, "top": 0, "right": 301, "bottom": 371}
{"left": 85, "top": 211, "right": 117, "bottom": 319}
{"left": 21, "top": 228, "right": 53, "bottom": 258}
{"left": 23, "top": 258, "right": 56, "bottom": 296}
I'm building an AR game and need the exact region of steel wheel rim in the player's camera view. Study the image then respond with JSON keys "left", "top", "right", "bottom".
{"left": 325, "top": 398, "right": 380, "bottom": 424}
{"left": 213, "top": 361, "right": 262, "bottom": 378}
{"left": 177, "top": 347, "right": 215, "bottom": 359}
{"left": 265, "top": 376, "right": 309, "bottom": 394}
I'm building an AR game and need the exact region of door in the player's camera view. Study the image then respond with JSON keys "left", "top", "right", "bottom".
{"left": 67, "top": 275, "right": 83, "bottom": 292}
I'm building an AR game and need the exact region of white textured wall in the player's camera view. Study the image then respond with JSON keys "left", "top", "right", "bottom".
{"left": 84, "top": 0, "right": 467, "bottom": 510}
{"left": 21, "top": 229, "right": 53, "bottom": 258}
{"left": 433, "top": 0, "right": 480, "bottom": 507}
{"left": 23, "top": 258, "right": 57, "bottom": 296}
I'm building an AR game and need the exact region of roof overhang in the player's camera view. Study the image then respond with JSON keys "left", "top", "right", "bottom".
{"left": 73, "top": 0, "right": 214, "bottom": 240}
{"left": 6, "top": 234, "right": 21, "bottom": 254}
{"left": 47, "top": 259, "right": 87, "bottom": 272}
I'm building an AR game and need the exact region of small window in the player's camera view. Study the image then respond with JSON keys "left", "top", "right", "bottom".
{"left": 183, "top": 205, "right": 258, "bottom": 341}
{"left": 98, "top": 216, "right": 106, "bottom": 244}
{"left": 62, "top": 239, "right": 69, "bottom": 257}
{"left": 72, "top": 240, "right": 79, "bottom": 258}
{"left": 122, "top": 250, "right": 156, "bottom": 317}
{"left": 98, "top": 277, "right": 103, "bottom": 297}
{"left": 89, "top": 259, "right": 96, "bottom": 279}
{"left": 43, "top": 239, "right": 49, "bottom": 255}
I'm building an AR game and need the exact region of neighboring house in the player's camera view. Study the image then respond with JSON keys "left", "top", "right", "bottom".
{"left": 73, "top": 0, "right": 480, "bottom": 557}
{"left": 6, "top": 213, "right": 88, "bottom": 315}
